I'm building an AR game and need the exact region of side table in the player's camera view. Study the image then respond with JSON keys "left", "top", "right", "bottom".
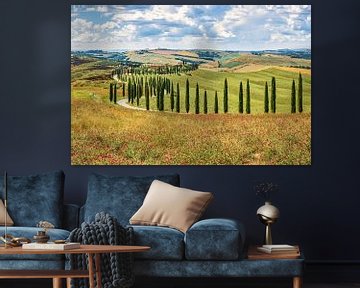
{"left": 247, "top": 245, "right": 303, "bottom": 288}
{"left": 0, "top": 244, "right": 150, "bottom": 288}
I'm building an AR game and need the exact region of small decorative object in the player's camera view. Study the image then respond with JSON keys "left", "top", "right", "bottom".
{"left": 0, "top": 234, "right": 31, "bottom": 247}
{"left": 34, "top": 221, "right": 55, "bottom": 243}
{"left": 254, "top": 182, "right": 280, "bottom": 245}
{"left": 33, "top": 231, "right": 50, "bottom": 243}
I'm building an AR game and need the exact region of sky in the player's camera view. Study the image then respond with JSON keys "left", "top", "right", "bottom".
{"left": 71, "top": 5, "right": 311, "bottom": 51}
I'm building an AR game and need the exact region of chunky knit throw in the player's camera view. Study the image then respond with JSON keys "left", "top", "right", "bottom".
{"left": 68, "top": 212, "right": 134, "bottom": 288}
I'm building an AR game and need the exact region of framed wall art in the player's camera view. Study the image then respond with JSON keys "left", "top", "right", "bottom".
{"left": 71, "top": 5, "right": 311, "bottom": 165}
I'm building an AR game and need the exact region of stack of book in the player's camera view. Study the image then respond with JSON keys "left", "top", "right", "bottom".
{"left": 248, "top": 244, "right": 300, "bottom": 259}
{"left": 257, "top": 244, "right": 299, "bottom": 254}
{"left": 22, "top": 242, "right": 80, "bottom": 250}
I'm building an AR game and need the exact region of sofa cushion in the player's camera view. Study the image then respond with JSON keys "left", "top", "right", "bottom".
{"left": 0, "top": 227, "right": 70, "bottom": 261}
{"left": 130, "top": 180, "right": 213, "bottom": 233}
{"left": 0, "top": 199, "right": 14, "bottom": 226}
{"left": 0, "top": 171, "right": 64, "bottom": 227}
{"left": 185, "top": 218, "right": 245, "bottom": 260}
{"left": 130, "top": 225, "right": 184, "bottom": 260}
{"left": 0, "top": 260, "right": 65, "bottom": 270}
{"left": 84, "top": 174, "right": 180, "bottom": 225}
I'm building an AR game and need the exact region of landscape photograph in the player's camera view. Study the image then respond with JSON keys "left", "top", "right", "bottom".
{"left": 71, "top": 5, "right": 311, "bottom": 165}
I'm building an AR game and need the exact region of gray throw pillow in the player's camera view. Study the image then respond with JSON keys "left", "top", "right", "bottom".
{"left": 84, "top": 173, "right": 180, "bottom": 225}
{"left": 0, "top": 170, "right": 64, "bottom": 227}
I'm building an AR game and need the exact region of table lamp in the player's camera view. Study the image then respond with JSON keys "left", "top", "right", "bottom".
{"left": 256, "top": 201, "right": 280, "bottom": 245}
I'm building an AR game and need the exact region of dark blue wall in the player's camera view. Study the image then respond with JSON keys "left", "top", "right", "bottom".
{"left": 0, "top": 0, "right": 359, "bottom": 263}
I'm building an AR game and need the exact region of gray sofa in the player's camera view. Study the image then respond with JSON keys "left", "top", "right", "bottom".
{"left": 0, "top": 171, "right": 78, "bottom": 270}
{"left": 81, "top": 173, "right": 304, "bottom": 282}
{"left": 1, "top": 171, "right": 303, "bottom": 287}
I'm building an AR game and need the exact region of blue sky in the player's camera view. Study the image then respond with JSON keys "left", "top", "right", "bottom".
{"left": 71, "top": 5, "right": 311, "bottom": 51}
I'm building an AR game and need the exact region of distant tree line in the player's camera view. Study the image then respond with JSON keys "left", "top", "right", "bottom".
{"left": 109, "top": 72, "right": 304, "bottom": 115}
{"left": 111, "top": 62, "right": 198, "bottom": 78}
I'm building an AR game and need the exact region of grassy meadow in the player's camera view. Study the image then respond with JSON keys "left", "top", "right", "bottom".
{"left": 71, "top": 55, "right": 311, "bottom": 165}
{"left": 72, "top": 98, "right": 310, "bottom": 165}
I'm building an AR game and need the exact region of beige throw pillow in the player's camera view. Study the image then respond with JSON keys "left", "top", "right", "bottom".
{"left": 130, "top": 180, "right": 213, "bottom": 233}
{"left": 0, "top": 199, "right": 14, "bottom": 226}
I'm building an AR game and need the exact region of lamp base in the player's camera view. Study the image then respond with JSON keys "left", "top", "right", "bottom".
{"left": 265, "top": 223, "right": 272, "bottom": 245}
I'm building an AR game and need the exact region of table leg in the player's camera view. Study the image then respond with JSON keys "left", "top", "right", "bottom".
{"left": 293, "top": 276, "right": 302, "bottom": 288}
{"left": 52, "top": 278, "right": 62, "bottom": 288}
{"left": 95, "top": 253, "right": 102, "bottom": 288}
{"left": 88, "top": 253, "right": 95, "bottom": 288}
{"left": 66, "top": 277, "right": 72, "bottom": 288}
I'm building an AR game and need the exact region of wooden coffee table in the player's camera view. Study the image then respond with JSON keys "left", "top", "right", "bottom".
{"left": 0, "top": 244, "right": 150, "bottom": 288}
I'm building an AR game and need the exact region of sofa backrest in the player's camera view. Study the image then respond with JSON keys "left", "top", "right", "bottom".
{"left": 0, "top": 170, "right": 65, "bottom": 228}
{"left": 82, "top": 173, "right": 180, "bottom": 226}
{"left": 63, "top": 203, "right": 80, "bottom": 231}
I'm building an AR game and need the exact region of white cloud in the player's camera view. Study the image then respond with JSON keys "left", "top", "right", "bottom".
{"left": 94, "top": 21, "right": 119, "bottom": 31}
{"left": 213, "top": 21, "right": 235, "bottom": 38}
{"left": 211, "top": 5, "right": 269, "bottom": 39}
{"left": 84, "top": 6, "right": 109, "bottom": 13}
{"left": 110, "top": 24, "right": 137, "bottom": 39}
{"left": 71, "top": 5, "right": 311, "bottom": 51}
{"left": 112, "top": 5, "right": 196, "bottom": 27}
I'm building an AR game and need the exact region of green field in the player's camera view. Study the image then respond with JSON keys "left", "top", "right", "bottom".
{"left": 134, "top": 67, "right": 311, "bottom": 114}
{"left": 71, "top": 55, "right": 311, "bottom": 165}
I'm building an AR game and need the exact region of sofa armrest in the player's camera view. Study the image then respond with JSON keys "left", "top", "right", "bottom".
{"left": 63, "top": 204, "right": 80, "bottom": 231}
{"left": 184, "top": 218, "right": 246, "bottom": 260}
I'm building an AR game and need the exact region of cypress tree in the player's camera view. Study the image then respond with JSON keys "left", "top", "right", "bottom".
{"left": 113, "top": 84, "right": 117, "bottom": 104}
{"left": 159, "top": 81, "right": 165, "bottom": 111}
{"left": 156, "top": 81, "right": 160, "bottom": 110}
{"left": 122, "top": 82, "right": 125, "bottom": 97}
{"left": 170, "top": 82, "right": 174, "bottom": 112}
{"left": 204, "top": 90, "right": 208, "bottom": 114}
{"left": 145, "top": 81, "right": 150, "bottom": 110}
{"left": 136, "top": 88, "right": 139, "bottom": 106}
{"left": 195, "top": 82, "right": 200, "bottom": 114}
{"left": 134, "top": 82, "right": 137, "bottom": 105}
{"left": 176, "top": 83, "right": 180, "bottom": 113}
{"left": 214, "top": 91, "right": 218, "bottom": 114}
{"left": 271, "top": 77, "right": 276, "bottom": 113}
{"left": 138, "top": 79, "right": 142, "bottom": 98}
{"left": 224, "top": 78, "right": 228, "bottom": 113}
{"left": 186, "top": 78, "right": 190, "bottom": 113}
{"left": 109, "top": 83, "right": 113, "bottom": 102}
{"left": 132, "top": 83, "right": 135, "bottom": 104}
{"left": 239, "top": 81, "right": 243, "bottom": 113}
{"left": 246, "top": 79, "right": 250, "bottom": 114}
{"left": 298, "top": 73, "right": 303, "bottom": 113}
{"left": 127, "top": 79, "right": 131, "bottom": 103}
{"left": 291, "top": 79, "right": 296, "bottom": 113}
{"left": 264, "top": 81, "right": 269, "bottom": 113}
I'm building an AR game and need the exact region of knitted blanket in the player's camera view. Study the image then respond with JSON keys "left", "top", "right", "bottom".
{"left": 68, "top": 212, "right": 134, "bottom": 288}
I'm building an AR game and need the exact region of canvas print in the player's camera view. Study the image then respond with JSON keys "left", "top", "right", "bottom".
{"left": 71, "top": 5, "right": 311, "bottom": 165}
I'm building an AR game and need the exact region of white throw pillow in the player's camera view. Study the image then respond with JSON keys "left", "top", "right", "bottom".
{"left": 130, "top": 180, "right": 213, "bottom": 233}
{"left": 0, "top": 199, "right": 14, "bottom": 226}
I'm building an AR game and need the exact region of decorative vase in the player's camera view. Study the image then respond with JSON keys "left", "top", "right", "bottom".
{"left": 256, "top": 201, "right": 280, "bottom": 245}
{"left": 33, "top": 231, "right": 50, "bottom": 243}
